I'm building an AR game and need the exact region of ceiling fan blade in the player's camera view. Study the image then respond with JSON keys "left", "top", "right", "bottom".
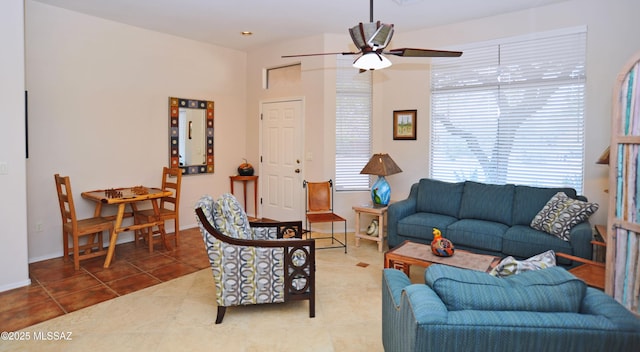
{"left": 282, "top": 51, "right": 359, "bottom": 58}
{"left": 384, "top": 48, "right": 463, "bottom": 58}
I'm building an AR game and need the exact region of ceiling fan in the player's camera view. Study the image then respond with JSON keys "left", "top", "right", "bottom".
{"left": 282, "top": 0, "right": 462, "bottom": 71}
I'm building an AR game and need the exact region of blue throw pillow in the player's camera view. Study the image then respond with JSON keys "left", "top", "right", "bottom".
{"left": 425, "top": 264, "right": 586, "bottom": 312}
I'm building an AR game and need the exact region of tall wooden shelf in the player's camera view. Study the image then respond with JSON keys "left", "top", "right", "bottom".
{"left": 606, "top": 50, "right": 640, "bottom": 315}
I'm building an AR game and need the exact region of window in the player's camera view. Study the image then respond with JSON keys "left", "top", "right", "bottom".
{"left": 430, "top": 28, "right": 587, "bottom": 192}
{"left": 265, "top": 63, "right": 301, "bottom": 89}
{"left": 335, "top": 55, "right": 373, "bottom": 191}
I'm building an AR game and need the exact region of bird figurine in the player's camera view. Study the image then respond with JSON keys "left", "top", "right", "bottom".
{"left": 431, "top": 228, "right": 455, "bottom": 257}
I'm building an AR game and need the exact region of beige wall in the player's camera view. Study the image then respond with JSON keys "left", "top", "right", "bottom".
{"left": 0, "top": 0, "right": 30, "bottom": 291}
{"left": 24, "top": 1, "right": 247, "bottom": 262}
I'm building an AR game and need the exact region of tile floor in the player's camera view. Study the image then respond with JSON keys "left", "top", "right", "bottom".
{"left": 0, "top": 228, "right": 209, "bottom": 333}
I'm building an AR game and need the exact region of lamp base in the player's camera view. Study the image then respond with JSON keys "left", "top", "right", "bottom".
{"left": 371, "top": 176, "right": 391, "bottom": 207}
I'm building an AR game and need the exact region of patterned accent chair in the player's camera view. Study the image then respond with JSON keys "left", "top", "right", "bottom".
{"left": 195, "top": 194, "right": 315, "bottom": 324}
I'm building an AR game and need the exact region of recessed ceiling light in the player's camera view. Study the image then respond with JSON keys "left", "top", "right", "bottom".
{"left": 392, "top": 0, "right": 424, "bottom": 5}
{"left": 241, "top": 31, "right": 253, "bottom": 36}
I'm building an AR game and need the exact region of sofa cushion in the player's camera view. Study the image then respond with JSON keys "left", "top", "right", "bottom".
{"left": 446, "top": 219, "right": 507, "bottom": 252}
{"left": 426, "top": 264, "right": 586, "bottom": 312}
{"left": 397, "top": 213, "right": 458, "bottom": 242}
{"left": 530, "top": 192, "right": 599, "bottom": 241}
{"left": 503, "top": 225, "right": 572, "bottom": 262}
{"left": 512, "top": 185, "right": 578, "bottom": 225}
{"left": 416, "top": 179, "right": 465, "bottom": 217}
{"left": 458, "top": 181, "right": 515, "bottom": 225}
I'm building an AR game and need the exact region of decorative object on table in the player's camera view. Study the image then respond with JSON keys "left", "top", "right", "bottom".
{"left": 360, "top": 153, "right": 402, "bottom": 207}
{"left": 366, "top": 219, "right": 379, "bottom": 237}
{"left": 393, "top": 110, "right": 417, "bottom": 140}
{"left": 131, "top": 185, "right": 149, "bottom": 195}
{"left": 104, "top": 188, "right": 123, "bottom": 198}
{"left": 431, "top": 228, "right": 454, "bottom": 257}
{"left": 237, "top": 158, "right": 254, "bottom": 176}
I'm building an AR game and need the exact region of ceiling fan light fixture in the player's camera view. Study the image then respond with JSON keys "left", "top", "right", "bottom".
{"left": 353, "top": 52, "right": 392, "bottom": 70}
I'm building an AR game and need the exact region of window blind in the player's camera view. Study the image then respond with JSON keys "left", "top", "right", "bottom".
{"left": 335, "top": 55, "right": 372, "bottom": 191}
{"left": 430, "top": 29, "right": 586, "bottom": 193}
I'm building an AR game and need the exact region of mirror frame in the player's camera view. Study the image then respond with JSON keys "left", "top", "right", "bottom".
{"left": 169, "top": 97, "right": 214, "bottom": 175}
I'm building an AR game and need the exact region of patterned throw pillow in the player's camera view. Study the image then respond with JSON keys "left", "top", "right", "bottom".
{"left": 489, "top": 250, "right": 556, "bottom": 277}
{"left": 530, "top": 192, "right": 598, "bottom": 241}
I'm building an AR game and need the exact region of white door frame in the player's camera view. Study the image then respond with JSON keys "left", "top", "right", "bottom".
{"left": 258, "top": 97, "right": 305, "bottom": 221}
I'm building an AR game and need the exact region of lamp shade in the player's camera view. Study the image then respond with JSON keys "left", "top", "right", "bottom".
{"left": 353, "top": 52, "right": 392, "bottom": 71}
{"left": 360, "top": 153, "right": 402, "bottom": 207}
{"left": 360, "top": 153, "right": 402, "bottom": 176}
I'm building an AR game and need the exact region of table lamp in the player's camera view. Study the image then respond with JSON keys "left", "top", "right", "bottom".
{"left": 360, "top": 153, "right": 402, "bottom": 207}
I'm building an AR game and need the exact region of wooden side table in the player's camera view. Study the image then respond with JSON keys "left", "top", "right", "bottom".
{"left": 229, "top": 175, "right": 258, "bottom": 218}
{"left": 594, "top": 224, "right": 607, "bottom": 262}
{"left": 353, "top": 203, "right": 389, "bottom": 252}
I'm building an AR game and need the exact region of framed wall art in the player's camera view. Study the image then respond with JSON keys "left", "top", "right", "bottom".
{"left": 393, "top": 110, "right": 417, "bottom": 140}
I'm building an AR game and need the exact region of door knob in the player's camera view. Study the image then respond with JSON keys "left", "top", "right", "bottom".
{"left": 295, "top": 169, "right": 301, "bottom": 173}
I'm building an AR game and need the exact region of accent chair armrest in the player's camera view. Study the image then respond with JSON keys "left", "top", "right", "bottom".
{"left": 196, "top": 207, "right": 313, "bottom": 248}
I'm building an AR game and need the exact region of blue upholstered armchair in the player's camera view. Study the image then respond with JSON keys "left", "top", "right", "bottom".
{"left": 195, "top": 194, "right": 315, "bottom": 324}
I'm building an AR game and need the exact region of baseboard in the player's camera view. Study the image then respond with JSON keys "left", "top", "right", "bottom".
{"left": 0, "top": 278, "right": 32, "bottom": 293}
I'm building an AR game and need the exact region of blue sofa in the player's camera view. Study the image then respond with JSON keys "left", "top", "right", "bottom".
{"left": 382, "top": 266, "right": 640, "bottom": 352}
{"left": 387, "top": 179, "right": 596, "bottom": 264}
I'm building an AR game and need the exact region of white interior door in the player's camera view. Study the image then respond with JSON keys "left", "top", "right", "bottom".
{"left": 260, "top": 99, "right": 303, "bottom": 221}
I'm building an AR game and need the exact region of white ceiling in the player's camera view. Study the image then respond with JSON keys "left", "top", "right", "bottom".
{"left": 32, "top": 0, "right": 569, "bottom": 51}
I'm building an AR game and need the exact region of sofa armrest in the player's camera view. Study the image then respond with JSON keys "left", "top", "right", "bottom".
{"left": 404, "top": 284, "right": 449, "bottom": 325}
{"left": 383, "top": 269, "right": 449, "bottom": 352}
{"left": 387, "top": 183, "right": 418, "bottom": 247}
{"left": 581, "top": 288, "right": 640, "bottom": 332}
{"left": 569, "top": 221, "right": 594, "bottom": 260}
{"left": 383, "top": 269, "right": 448, "bottom": 323}
{"left": 383, "top": 268, "right": 412, "bottom": 305}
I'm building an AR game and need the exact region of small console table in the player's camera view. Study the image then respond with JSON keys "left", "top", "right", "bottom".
{"left": 229, "top": 175, "right": 258, "bottom": 218}
{"left": 353, "top": 203, "right": 389, "bottom": 252}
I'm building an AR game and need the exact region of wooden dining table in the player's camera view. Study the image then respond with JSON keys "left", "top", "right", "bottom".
{"left": 81, "top": 186, "right": 173, "bottom": 268}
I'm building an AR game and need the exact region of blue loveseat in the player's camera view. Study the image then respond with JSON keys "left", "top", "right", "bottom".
{"left": 382, "top": 266, "right": 640, "bottom": 352}
{"left": 387, "top": 179, "right": 596, "bottom": 264}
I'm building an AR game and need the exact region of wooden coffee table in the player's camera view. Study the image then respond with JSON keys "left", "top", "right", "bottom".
{"left": 384, "top": 240, "right": 500, "bottom": 276}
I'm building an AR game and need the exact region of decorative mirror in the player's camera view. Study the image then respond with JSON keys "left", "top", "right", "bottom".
{"left": 169, "top": 97, "right": 214, "bottom": 175}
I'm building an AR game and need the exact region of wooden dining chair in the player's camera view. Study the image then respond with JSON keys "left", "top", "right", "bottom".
{"left": 54, "top": 174, "right": 113, "bottom": 270}
{"left": 133, "top": 167, "right": 182, "bottom": 252}
{"left": 303, "top": 179, "right": 347, "bottom": 252}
